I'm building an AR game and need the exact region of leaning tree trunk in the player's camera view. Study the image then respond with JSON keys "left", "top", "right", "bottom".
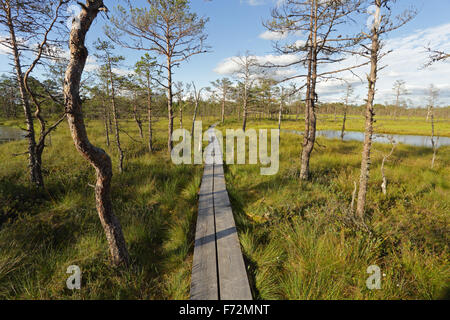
{"left": 64, "top": 0, "right": 129, "bottom": 267}
{"left": 355, "top": 25, "right": 379, "bottom": 221}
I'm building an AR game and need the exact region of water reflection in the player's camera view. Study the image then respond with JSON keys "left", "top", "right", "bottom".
{"left": 282, "top": 129, "right": 450, "bottom": 148}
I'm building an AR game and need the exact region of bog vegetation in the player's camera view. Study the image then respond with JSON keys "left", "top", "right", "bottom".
{"left": 0, "top": 0, "right": 448, "bottom": 299}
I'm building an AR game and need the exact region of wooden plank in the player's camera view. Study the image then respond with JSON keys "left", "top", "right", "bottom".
{"left": 190, "top": 163, "right": 219, "bottom": 300}
{"left": 213, "top": 162, "right": 253, "bottom": 300}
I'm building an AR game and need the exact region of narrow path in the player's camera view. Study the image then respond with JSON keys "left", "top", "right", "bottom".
{"left": 190, "top": 125, "right": 252, "bottom": 300}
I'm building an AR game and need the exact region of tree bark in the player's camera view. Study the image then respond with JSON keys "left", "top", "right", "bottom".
{"left": 6, "top": 3, "right": 41, "bottom": 187}
{"left": 381, "top": 139, "right": 396, "bottom": 195}
{"left": 278, "top": 88, "right": 284, "bottom": 143}
{"left": 356, "top": 14, "right": 379, "bottom": 220}
{"left": 147, "top": 77, "right": 153, "bottom": 153}
{"left": 430, "top": 110, "right": 437, "bottom": 168}
{"left": 242, "top": 86, "right": 248, "bottom": 132}
{"left": 133, "top": 91, "right": 143, "bottom": 139}
{"left": 300, "top": 1, "right": 318, "bottom": 181}
{"left": 191, "top": 100, "right": 199, "bottom": 138}
{"left": 179, "top": 102, "right": 183, "bottom": 129}
{"left": 64, "top": 0, "right": 129, "bottom": 267}
{"left": 341, "top": 107, "right": 347, "bottom": 141}
{"left": 341, "top": 88, "right": 350, "bottom": 140}
{"left": 167, "top": 57, "right": 174, "bottom": 153}
{"left": 221, "top": 92, "right": 226, "bottom": 124}
{"left": 102, "top": 96, "right": 110, "bottom": 147}
{"left": 108, "top": 58, "right": 124, "bottom": 173}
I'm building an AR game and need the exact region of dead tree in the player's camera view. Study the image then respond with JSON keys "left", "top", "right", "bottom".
{"left": 89, "top": 85, "right": 110, "bottom": 146}
{"left": 392, "top": 79, "right": 407, "bottom": 120}
{"left": 191, "top": 82, "right": 205, "bottom": 138}
{"left": 425, "top": 48, "right": 450, "bottom": 67}
{"left": 380, "top": 136, "right": 396, "bottom": 195}
{"left": 341, "top": 83, "right": 353, "bottom": 140}
{"left": 95, "top": 40, "right": 125, "bottom": 174}
{"left": 355, "top": 0, "right": 415, "bottom": 220}
{"left": 427, "top": 84, "right": 439, "bottom": 168}
{"left": 266, "top": 0, "right": 369, "bottom": 180}
{"left": 135, "top": 54, "right": 158, "bottom": 153}
{"left": 211, "top": 78, "right": 233, "bottom": 124}
{"left": 125, "top": 75, "right": 144, "bottom": 139}
{"left": 174, "top": 81, "right": 185, "bottom": 129}
{"left": 0, "top": 0, "right": 68, "bottom": 187}
{"left": 232, "top": 52, "right": 259, "bottom": 132}
{"left": 106, "top": 0, "right": 209, "bottom": 153}
{"left": 64, "top": 0, "right": 129, "bottom": 266}
{"left": 278, "top": 86, "right": 284, "bottom": 134}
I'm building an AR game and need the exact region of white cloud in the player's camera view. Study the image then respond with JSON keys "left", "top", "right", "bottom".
{"left": 311, "top": 22, "right": 450, "bottom": 105}
{"left": 0, "top": 36, "right": 12, "bottom": 55}
{"left": 241, "top": 0, "right": 265, "bottom": 6}
{"left": 259, "top": 30, "right": 288, "bottom": 41}
{"left": 214, "top": 54, "right": 299, "bottom": 76}
{"left": 241, "top": 0, "right": 285, "bottom": 7}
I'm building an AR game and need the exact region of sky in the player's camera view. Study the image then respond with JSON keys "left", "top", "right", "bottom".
{"left": 1, "top": 0, "right": 450, "bottom": 107}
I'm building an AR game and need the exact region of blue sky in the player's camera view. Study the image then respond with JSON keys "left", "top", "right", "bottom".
{"left": 1, "top": 0, "right": 450, "bottom": 106}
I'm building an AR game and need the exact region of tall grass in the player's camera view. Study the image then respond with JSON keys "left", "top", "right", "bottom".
{"left": 218, "top": 119, "right": 449, "bottom": 300}
{"left": 0, "top": 115, "right": 448, "bottom": 299}
{"left": 0, "top": 118, "right": 213, "bottom": 299}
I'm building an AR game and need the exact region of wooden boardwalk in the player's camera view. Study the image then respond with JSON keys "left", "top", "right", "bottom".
{"left": 190, "top": 127, "right": 252, "bottom": 300}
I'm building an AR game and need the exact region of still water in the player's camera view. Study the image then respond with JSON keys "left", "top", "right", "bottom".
{"left": 282, "top": 129, "right": 450, "bottom": 148}
{"left": 0, "top": 126, "right": 26, "bottom": 143}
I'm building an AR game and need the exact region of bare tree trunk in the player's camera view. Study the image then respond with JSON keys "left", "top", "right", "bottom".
{"left": 167, "top": 58, "right": 174, "bottom": 153}
{"left": 108, "top": 60, "right": 124, "bottom": 173}
{"left": 221, "top": 94, "right": 225, "bottom": 124}
{"left": 430, "top": 111, "right": 438, "bottom": 168}
{"left": 300, "top": 4, "right": 317, "bottom": 181}
{"left": 341, "top": 88, "right": 351, "bottom": 140}
{"left": 105, "top": 82, "right": 113, "bottom": 133}
{"left": 242, "top": 87, "right": 248, "bottom": 132}
{"left": 356, "top": 24, "right": 379, "bottom": 221}
{"left": 191, "top": 100, "right": 199, "bottom": 138}
{"left": 381, "top": 139, "right": 396, "bottom": 195}
{"left": 179, "top": 102, "right": 183, "bottom": 129}
{"left": 341, "top": 106, "right": 347, "bottom": 141}
{"left": 147, "top": 79, "right": 153, "bottom": 153}
{"left": 102, "top": 96, "right": 110, "bottom": 147}
{"left": 6, "top": 5, "right": 41, "bottom": 187}
{"left": 133, "top": 91, "right": 143, "bottom": 139}
{"left": 64, "top": 0, "right": 129, "bottom": 267}
{"left": 278, "top": 88, "right": 284, "bottom": 143}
